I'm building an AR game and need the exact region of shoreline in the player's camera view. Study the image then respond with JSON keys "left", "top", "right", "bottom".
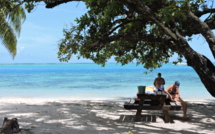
{"left": 0, "top": 96, "right": 214, "bottom": 102}
{"left": 0, "top": 97, "right": 214, "bottom": 134}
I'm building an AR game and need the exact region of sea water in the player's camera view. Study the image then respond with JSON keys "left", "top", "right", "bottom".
{"left": 0, "top": 63, "right": 213, "bottom": 100}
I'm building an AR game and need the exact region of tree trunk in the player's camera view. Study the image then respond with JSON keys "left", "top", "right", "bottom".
{"left": 1, "top": 118, "right": 20, "bottom": 134}
{"left": 182, "top": 45, "right": 215, "bottom": 97}
{"left": 187, "top": 11, "right": 215, "bottom": 58}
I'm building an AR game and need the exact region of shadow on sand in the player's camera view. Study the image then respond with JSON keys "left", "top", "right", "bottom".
{"left": 0, "top": 100, "right": 214, "bottom": 134}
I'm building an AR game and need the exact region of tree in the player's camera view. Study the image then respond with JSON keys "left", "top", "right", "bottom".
{"left": 0, "top": 0, "right": 26, "bottom": 58}
{"left": 10, "top": 0, "right": 215, "bottom": 97}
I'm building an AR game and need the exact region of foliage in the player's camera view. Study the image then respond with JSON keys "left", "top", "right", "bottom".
{"left": 57, "top": 0, "right": 215, "bottom": 70}
{"left": 0, "top": 0, "right": 26, "bottom": 57}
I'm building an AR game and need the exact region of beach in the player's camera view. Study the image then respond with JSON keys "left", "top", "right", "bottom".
{"left": 0, "top": 97, "right": 215, "bottom": 134}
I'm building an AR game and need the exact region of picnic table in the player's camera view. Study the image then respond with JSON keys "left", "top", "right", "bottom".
{"left": 124, "top": 91, "right": 182, "bottom": 123}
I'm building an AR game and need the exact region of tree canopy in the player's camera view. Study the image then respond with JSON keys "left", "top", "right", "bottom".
{"left": 58, "top": 0, "right": 214, "bottom": 66}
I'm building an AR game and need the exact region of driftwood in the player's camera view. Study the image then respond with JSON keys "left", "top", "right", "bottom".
{"left": 0, "top": 118, "right": 20, "bottom": 134}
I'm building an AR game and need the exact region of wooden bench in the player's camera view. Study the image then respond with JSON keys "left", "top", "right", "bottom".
{"left": 124, "top": 91, "right": 182, "bottom": 123}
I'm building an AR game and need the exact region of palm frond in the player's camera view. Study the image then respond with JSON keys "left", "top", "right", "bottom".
{"left": 0, "top": 1, "right": 26, "bottom": 58}
{"left": 8, "top": 3, "right": 26, "bottom": 37}
{"left": 0, "top": 12, "right": 17, "bottom": 58}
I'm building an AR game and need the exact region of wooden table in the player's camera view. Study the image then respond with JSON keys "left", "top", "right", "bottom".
{"left": 124, "top": 91, "right": 182, "bottom": 123}
{"left": 136, "top": 91, "right": 167, "bottom": 121}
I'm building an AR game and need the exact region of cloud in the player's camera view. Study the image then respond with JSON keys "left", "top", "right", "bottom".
{"left": 17, "top": 46, "right": 25, "bottom": 53}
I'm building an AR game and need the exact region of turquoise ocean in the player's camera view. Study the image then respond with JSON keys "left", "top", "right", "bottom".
{"left": 0, "top": 63, "right": 214, "bottom": 100}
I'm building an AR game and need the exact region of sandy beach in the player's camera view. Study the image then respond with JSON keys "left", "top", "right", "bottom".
{"left": 0, "top": 98, "right": 214, "bottom": 134}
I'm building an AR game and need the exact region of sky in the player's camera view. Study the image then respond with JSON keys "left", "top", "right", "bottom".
{"left": 0, "top": 1, "right": 214, "bottom": 64}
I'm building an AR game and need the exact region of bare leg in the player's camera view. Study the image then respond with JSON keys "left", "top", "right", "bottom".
{"left": 178, "top": 98, "right": 189, "bottom": 119}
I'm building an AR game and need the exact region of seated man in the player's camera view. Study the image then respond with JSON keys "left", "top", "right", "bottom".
{"left": 154, "top": 73, "right": 165, "bottom": 91}
{"left": 164, "top": 81, "right": 190, "bottom": 121}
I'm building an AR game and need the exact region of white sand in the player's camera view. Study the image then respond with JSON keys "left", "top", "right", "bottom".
{"left": 0, "top": 97, "right": 214, "bottom": 134}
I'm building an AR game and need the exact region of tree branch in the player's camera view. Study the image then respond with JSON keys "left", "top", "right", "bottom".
{"left": 195, "top": 8, "right": 215, "bottom": 17}
{"left": 205, "top": 19, "right": 215, "bottom": 29}
{"left": 91, "top": 33, "right": 171, "bottom": 49}
{"left": 45, "top": 0, "right": 82, "bottom": 8}
{"left": 188, "top": 10, "right": 215, "bottom": 58}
